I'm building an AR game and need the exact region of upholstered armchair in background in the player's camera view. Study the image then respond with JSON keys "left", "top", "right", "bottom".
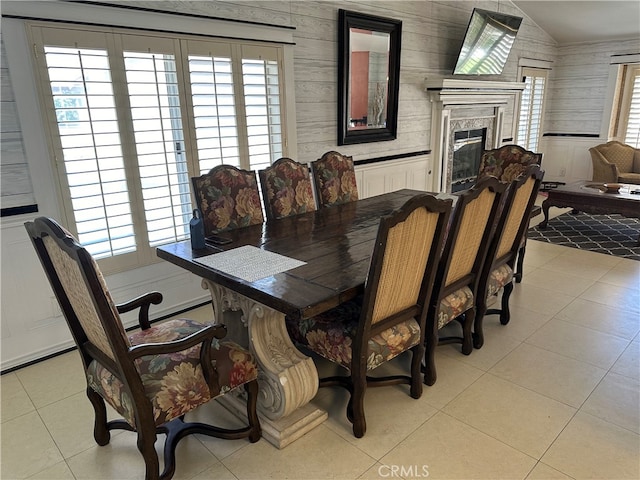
{"left": 589, "top": 141, "right": 640, "bottom": 185}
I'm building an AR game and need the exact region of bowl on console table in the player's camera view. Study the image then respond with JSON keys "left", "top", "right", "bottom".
{"left": 603, "top": 183, "right": 622, "bottom": 193}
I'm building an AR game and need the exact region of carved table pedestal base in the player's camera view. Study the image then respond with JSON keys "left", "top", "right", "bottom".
{"left": 202, "top": 279, "right": 327, "bottom": 448}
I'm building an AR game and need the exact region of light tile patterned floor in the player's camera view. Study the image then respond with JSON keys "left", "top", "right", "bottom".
{"left": 1, "top": 233, "right": 639, "bottom": 479}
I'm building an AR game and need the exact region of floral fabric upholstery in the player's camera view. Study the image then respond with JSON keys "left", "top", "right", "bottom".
{"left": 311, "top": 151, "right": 359, "bottom": 208}
{"left": 486, "top": 264, "right": 514, "bottom": 298}
{"left": 87, "top": 318, "right": 258, "bottom": 428}
{"left": 477, "top": 146, "right": 541, "bottom": 184}
{"left": 437, "top": 286, "right": 474, "bottom": 329}
{"left": 285, "top": 298, "right": 421, "bottom": 372}
{"left": 192, "top": 166, "right": 264, "bottom": 234}
{"left": 260, "top": 158, "right": 316, "bottom": 219}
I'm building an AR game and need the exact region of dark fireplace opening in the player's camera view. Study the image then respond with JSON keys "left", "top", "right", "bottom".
{"left": 451, "top": 127, "right": 487, "bottom": 193}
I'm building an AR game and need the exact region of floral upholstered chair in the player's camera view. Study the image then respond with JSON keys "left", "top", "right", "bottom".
{"left": 286, "top": 194, "right": 452, "bottom": 437}
{"left": 474, "top": 165, "right": 544, "bottom": 350}
{"left": 191, "top": 165, "right": 264, "bottom": 236}
{"left": 476, "top": 144, "right": 542, "bottom": 183}
{"left": 25, "top": 217, "right": 261, "bottom": 480}
{"left": 476, "top": 144, "right": 543, "bottom": 283}
{"left": 258, "top": 158, "right": 316, "bottom": 220}
{"left": 310, "top": 151, "right": 359, "bottom": 208}
{"left": 424, "top": 176, "right": 507, "bottom": 386}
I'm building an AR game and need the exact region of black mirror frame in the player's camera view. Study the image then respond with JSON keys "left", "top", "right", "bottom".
{"left": 338, "top": 9, "right": 402, "bottom": 146}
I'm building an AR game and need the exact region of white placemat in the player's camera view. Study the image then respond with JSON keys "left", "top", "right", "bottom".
{"left": 194, "top": 245, "right": 306, "bottom": 282}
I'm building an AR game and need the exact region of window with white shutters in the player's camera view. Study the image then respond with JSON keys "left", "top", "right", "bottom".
{"left": 516, "top": 67, "right": 547, "bottom": 152}
{"left": 30, "top": 23, "right": 287, "bottom": 272}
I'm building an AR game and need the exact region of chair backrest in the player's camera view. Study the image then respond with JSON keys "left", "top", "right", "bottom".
{"left": 437, "top": 176, "right": 508, "bottom": 297}
{"left": 484, "top": 164, "right": 544, "bottom": 273}
{"left": 589, "top": 141, "right": 635, "bottom": 173}
{"left": 477, "top": 144, "right": 543, "bottom": 184}
{"left": 311, "top": 151, "right": 359, "bottom": 208}
{"left": 258, "top": 157, "right": 317, "bottom": 220}
{"left": 192, "top": 165, "right": 264, "bottom": 235}
{"left": 24, "top": 217, "right": 130, "bottom": 369}
{"left": 356, "top": 194, "right": 452, "bottom": 350}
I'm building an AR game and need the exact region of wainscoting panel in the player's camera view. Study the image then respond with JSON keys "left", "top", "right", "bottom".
{"left": 538, "top": 136, "right": 600, "bottom": 184}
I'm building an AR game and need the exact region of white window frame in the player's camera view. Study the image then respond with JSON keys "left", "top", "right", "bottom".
{"left": 612, "top": 64, "right": 640, "bottom": 147}
{"left": 3, "top": 2, "right": 296, "bottom": 274}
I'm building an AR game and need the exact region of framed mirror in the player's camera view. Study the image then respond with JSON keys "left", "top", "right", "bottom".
{"left": 338, "top": 9, "right": 402, "bottom": 145}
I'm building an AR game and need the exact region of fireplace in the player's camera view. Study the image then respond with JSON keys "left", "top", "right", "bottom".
{"left": 451, "top": 128, "right": 487, "bottom": 192}
{"left": 425, "top": 79, "right": 525, "bottom": 192}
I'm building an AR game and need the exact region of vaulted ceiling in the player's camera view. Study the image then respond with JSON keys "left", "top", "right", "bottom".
{"left": 512, "top": 1, "right": 640, "bottom": 45}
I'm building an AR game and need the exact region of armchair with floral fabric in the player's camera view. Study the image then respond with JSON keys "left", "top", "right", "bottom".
{"left": 24, "top": 217, "right": 261, "bottom": 480}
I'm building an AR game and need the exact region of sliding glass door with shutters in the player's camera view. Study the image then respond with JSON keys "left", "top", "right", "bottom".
{"left": 29, "top": 23, "right": 287, "bottom": 273}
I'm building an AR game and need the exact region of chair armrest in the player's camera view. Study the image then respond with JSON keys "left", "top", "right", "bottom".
{"left": 116, "top": 292, "right": 163, "bottom": 330}
{"left": 128, "top": 323, "right": 228, "bottom": 394}
{"left": 589, "top": 148, "right": 619, "bottom": 183}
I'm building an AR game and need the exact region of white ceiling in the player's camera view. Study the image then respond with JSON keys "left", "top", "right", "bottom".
{"left": 512, "top": 0, "right": 640, "bottom": 45}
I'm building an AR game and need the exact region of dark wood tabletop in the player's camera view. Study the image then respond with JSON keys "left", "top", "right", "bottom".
{"left": 157, "top": 189, "right": 436, "bottom": 321}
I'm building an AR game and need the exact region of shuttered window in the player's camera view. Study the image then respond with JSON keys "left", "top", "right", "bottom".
{"left": 30, "top": 23, "right": 287, "bottom": 272}
{"left": 517, "top": 67, "right": 547, "bottom": 152}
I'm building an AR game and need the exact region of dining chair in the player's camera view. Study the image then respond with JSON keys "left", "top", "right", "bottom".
{"left": 473, "top": 164, "right": 544, "bottom": 349}
{"left": 258, "top": 157, "right": 317, "bottom": 220}
{"left": 25, "top": 217, "right": 261, "bottom": 480}
{"left": 310, "top": 151, "right": 359, "bottom": 208}
{"left": 286, "top": 193, "right": 452, "bottom": 437}
{"left": 476, "top": 144, "right": 543, "bottom": 283}
{"left": 191, "top": 164, "right": 264, "bottom": 236}
{"left": 423, "top": 175, "right": 508, "bottom": 386}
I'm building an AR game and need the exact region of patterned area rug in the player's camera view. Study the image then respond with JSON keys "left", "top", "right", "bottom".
{"left": 529, "top": 212, "right": 640, "bottom": 261}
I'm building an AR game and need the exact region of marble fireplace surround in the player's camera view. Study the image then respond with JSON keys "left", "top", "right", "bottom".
{"left": 425, "top": 79, "right": 525, "bottom": 192}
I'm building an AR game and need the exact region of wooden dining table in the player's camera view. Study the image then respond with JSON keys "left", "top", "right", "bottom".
{"left": 156, "top": 189, "right": 444, "bottom": 448}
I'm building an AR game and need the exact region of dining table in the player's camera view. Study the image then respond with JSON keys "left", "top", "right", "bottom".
{"left": 156, "top": 188, "right": 450, "bottom": 448}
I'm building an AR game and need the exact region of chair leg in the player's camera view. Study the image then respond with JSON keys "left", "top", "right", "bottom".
{"left": 410, "top": 343, "right": 424, "bottom": 399}
{"left": 515, "top": 245, "right": 525, "bottom": 283}
{"left": 423, "top": 324, "right": 438, "bottom": 386}
{"left": 244, "top": 380, "right": 262, "bottom": 443}
{"left": 500, "top": 281, "right": 514, "bottom": 325}
{"left": 461, "top": 308, "right": 475, "bottom": 355}
{"left": 473, "top": 303, "right": 487, "bottom": 349}
{"left": 350, "top": 377, "right": 367, "bottom": 438}
{"left": 136, "top": 424, "right": 160, "bottom": 480}
{"left": 86, "top": 387, "right": 110, "bottom": 446}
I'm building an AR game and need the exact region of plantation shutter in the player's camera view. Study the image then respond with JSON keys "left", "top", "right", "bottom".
{"left": 241, "top": 45, "right": 283, "bottom": 171}
{"left": 517, "top": 67, "right": 547, "bottom": 152}
{"left": 31, "top": 22, "right": 288, "bottom": 273}
{"left": 36, "top": 28, "right": 138, "bottom": 262}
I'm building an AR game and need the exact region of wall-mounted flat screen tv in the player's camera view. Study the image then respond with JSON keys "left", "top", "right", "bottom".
{"left": 453, "top": 8, "right": 523, "bottom": 75}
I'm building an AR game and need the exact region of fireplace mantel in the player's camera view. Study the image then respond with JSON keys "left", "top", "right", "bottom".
{"left": 425, "top": 79, "right": 525, "bottom": 192}
{"left": 425, "top": 79, "right": 525, "bottom": 106}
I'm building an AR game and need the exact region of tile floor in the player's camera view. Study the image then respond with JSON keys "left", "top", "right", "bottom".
{"left": 2, "top": 213, "right": 639, "bottom": 479}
